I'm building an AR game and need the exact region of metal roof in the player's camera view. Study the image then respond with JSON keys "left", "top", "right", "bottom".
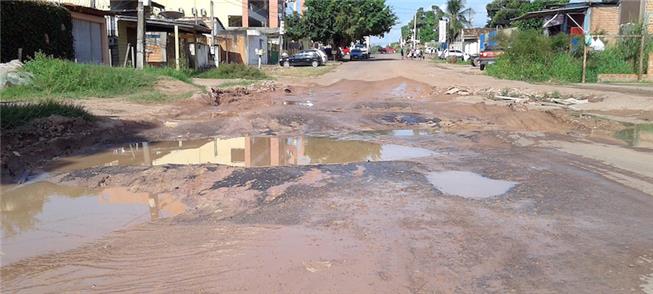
{"left": 116, "top": 16, "right": 212, "bottom": 33}
{"left": 513, "top": 5, "right": 589, "bottom": 21}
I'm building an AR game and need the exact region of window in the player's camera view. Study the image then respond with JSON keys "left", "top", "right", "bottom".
{"left": 231, "top": 149, "right": 245, "bottom": 162}
{"left": 228, "top": 15, "right": 242, "bottom": 27}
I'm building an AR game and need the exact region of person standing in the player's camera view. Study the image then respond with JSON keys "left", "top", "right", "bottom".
{"left": 400, "top": 47, "right": 404, "bottom": 60}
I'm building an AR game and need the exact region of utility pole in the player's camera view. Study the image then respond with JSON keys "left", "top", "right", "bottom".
{"left": 136, "top": 0, "right": 145, "bottom": 69}
{"left": 637, "top": 0, "right": 648, "bottom": 80}
{"left": 211, "top": 0, "right": 219, "bottom": 67}
{"left": 413, "top": 12, "right": 417, "bottom": 49}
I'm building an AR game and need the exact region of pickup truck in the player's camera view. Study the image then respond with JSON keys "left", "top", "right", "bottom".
{"left": 478, "top": 47, "right": 504, "bottom": 71}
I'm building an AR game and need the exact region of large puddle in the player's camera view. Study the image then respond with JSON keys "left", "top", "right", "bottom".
{"left": 427, "top": 171, "right": 518, "bottom": 199}
{"left": 44, "top": 135, "right": 436, "bottom": 173}
{"left": 1, "top": 134, "right": 436, "bottom": 265}
{"left": 1, "top": 183, "right": 185, "bottom": 265}
{"left": 614, "top": 124, "right": 653, "bottom": 149}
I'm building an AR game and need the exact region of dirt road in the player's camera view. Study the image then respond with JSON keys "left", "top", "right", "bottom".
{"left": 2, "top": 55, "right": 653, "bottom": 293}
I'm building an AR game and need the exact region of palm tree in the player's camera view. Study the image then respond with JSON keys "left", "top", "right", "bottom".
{"left": 434, "top": 0, "right": 473, "bottom": 44}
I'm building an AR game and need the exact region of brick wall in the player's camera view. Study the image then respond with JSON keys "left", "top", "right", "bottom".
{"left": 242, "top": 0, "right": 249, "bottom": 27}
{"left": 269, "top": 0, "right": 278, "bottom": 28}
{"left": 590, "top": 7, "right": 619, "bottom": 35}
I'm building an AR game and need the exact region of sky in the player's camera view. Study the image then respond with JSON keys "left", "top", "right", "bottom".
{"left": 371, "top": 0, "right": 491, "bottom": 46}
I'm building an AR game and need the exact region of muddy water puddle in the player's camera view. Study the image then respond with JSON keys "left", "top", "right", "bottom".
{"left": 1, "top": 133, "right": 436, "bottom": 264}
{"left": 427, "top": 171, "right": 518, "bottom": 199}
{"left": 615, "top": 124, "right": 653, "bottom": 149}
{"left": 45, "top": 135, "right": 436, "bottom": 173}
{"left": 0, "top": 184, "right": 185, "bottom": 265}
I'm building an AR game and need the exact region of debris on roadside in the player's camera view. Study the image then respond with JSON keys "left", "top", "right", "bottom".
{"left": 445, "top": 86, "right": 471, "bottom": 96}
{"left": 508, "top": 101, "right": 528, "bottom": 112}
{"left": 0, "top": 59, "right": 33, "bottom": 89}
{"left": 552, "top": 98, "right": 590, "bottom": 105}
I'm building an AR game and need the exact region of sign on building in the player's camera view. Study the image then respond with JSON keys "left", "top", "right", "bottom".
{"left": 438, "top": 20, "right": 447, "bottom": 43}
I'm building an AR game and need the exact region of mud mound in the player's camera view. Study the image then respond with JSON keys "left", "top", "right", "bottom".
{"left": 155, "top": 78, "right": 198, "bottom": 95}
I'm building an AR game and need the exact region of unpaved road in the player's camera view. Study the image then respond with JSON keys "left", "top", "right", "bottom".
{"left": 2, "top": 55, "right": 653, "bottom": 293}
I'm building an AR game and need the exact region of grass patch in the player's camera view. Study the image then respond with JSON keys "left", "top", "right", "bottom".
{"left": 126, "top": 91, "right": 195, "bottom": 103}
{"left": 144, "top": 67, "right": 193, "bottom": 83}
{"left": 0, "top": 100, "right": 93, "bottom": 129}
{"left": 194, "top": 64, "right": 268, "bottom": 79}
{"left": 1, "top": 53, "right": 155, "bottom": 100}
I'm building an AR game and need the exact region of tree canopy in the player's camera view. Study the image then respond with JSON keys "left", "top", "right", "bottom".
{"left": 434, "top": 0, "right": 473, "bottom": 44}
{"left": 400, "top": 7, "right": 444, "bottom": 44}
{"left": 486, "top": 0, "right": 570, "bottom": 29}
{"left": 283, "top": 0, "right": 397, "bottom": 47}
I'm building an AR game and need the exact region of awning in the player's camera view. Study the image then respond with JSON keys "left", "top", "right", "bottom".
{"left": 116, "top": 16, "right": 212, "bottom": 34}
{"left": 513, "top": 5, "right": 588, "bottom": 21}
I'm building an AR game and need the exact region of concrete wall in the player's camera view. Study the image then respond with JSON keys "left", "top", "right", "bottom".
{"left": 156, "top": 0, "right": 241, "bottom": 28}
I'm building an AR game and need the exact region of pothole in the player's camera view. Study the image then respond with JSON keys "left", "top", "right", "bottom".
{"left": 426, "top": 171, "right": 518, "bottom": 199}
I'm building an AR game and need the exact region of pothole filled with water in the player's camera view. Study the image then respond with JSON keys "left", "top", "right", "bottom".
{"left": 426, "top": 171, "right": 518, "bottom": 199}
{"left": 44, "top": 135, "right": 437, "bottom": 173}
{"left": 0, "top": 183, "right": 185, "bottom": 265}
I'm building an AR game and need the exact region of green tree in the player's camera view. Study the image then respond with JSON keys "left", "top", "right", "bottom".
{"left": 434, "top": 0, "right": 474, "bottom": 44}
{"left": 287, "top": 0, "right": 397, "bottom": 47}
{"left": 283, "top": 12, "right": 305, "bottom": 41}
{"left": 401, "top": 8, "right": 444, "bottom": 44}
{"left": 486, "top": 0, "right": 569, "bottom": 29}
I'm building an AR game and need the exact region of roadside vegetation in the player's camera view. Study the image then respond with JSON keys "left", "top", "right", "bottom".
{"left": 194, "top": 64, "right": 268, "bottom": 80}
{"left": 487, "top": 28, "right": 652, "bottom": 83}
{"left": 0, "top": 54, "right": 269, "bottom": 101}
{"left": 0, "top": 100, "right": 92, "bottom": 129}
{"left": 262, "top": 62, "right": 337, "bottom": 78}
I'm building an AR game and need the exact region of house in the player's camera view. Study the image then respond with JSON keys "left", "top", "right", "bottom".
{"left": 452, "top": 28, "right": 495, "bottom": 55}
{"left": 512, "top": 0, "right": 643, "bottom": 44}
{"left": 156, "top": 0, "right": 300, "bottom": 65}
{"left": 62, "top": 4, "right": 111, "bottom": 65}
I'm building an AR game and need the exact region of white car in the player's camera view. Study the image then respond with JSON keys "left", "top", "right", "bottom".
{"left": 440, "top": 49, "right": 470, "bottom": 61}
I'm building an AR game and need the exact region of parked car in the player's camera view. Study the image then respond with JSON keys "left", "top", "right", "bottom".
{"left": 354, "top": 44, "right": 369, "bottom": 58}
{"left": 440, "top": 49, "right": 470, "bottom": 61}
{"left": 279, "top": 50, "right": 323, "bottom": 67}
{"left": 350, "top": 48, "right": 368, "bottom": 60}
{"left": 307, "top": 48, "right": 328, "bottom": 64}
{"left": 478, "top": 47, "right": 504, "bottom": 70}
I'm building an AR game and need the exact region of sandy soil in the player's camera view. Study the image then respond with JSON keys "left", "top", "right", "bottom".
{"left": 2, "top": 54, "right": 653, "bottom": 293}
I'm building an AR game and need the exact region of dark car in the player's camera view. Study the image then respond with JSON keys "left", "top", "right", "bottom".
{"left": 279, "top": 50, "right": 323, "bottom": 67}
{"left": 350, "top": 48, "right": 367, "bottom": 60}
{"left": 478, "top": 47, "right": 504, "bottom": 70}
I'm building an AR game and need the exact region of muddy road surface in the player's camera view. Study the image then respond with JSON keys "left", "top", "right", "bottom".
{"left": 2, "top": 55, "right": 653, "bottom": 293}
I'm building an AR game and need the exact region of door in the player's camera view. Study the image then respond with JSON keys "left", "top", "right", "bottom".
{"left": 72, "top": 19, "right": 103, "bottom": 64}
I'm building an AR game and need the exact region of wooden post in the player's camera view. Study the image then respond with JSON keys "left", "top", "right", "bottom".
{"left": 174, "top": 25, "right": 180, "bottom": 70}
{"left": 582, "top": 44, "right": 587, "bottom": 83}
{"left": 638, "top": 29, "right": 647, "bottom": 81}
{"left": 123, "top": 43, "right": 131, "bottom": 67}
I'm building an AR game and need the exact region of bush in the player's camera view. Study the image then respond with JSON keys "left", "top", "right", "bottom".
{"left": 486, "top": 29, "right": 648, "bottom": 83}
{"left": 144, "top": 67, "right": 194, "bottom": 83}
{"left": 1, "top": 1, "right": 74, "bottom": 62}
{"left": 0, "top": 100, "right": 92, "bottom": 129}
{"left": 1, "top": 53, "right": 156, "bottom": 99}
{"left": 193, "top": 64, "right": 268, "bottom": 79}
{"left": 585, "top": 48, "right": 634, "bottom": 82}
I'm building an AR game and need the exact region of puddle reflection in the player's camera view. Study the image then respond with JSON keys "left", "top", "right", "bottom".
{"left": 615, "top": 124, "right": 653, "bottom": 149}
{"left": 0, "top": 183, "right": 185, "bottom": 265}
{"left": 47, "top": 135, "right": 436, "bottom": 173}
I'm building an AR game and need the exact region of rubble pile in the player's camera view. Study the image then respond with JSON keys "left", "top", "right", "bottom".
{"left": 0, "top": 59, "right": 33, "bottom": 89}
